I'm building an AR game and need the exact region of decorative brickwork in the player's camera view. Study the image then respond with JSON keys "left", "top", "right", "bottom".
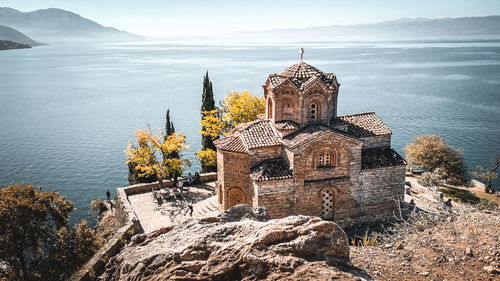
{"left": 215, "top": 61, "right": 406, "bottom": 228}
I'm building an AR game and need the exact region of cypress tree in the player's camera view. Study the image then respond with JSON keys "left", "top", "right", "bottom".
{"left": 165, "top": 109, "right": 180, "bottom": 160}
{"left": 202, "top": 71, "right": 215, "bottom": 112}
{"left": 165, "top": 109, "right": 175, "bottom": 137}
{"left": 201, "top": 71, "right": 217, "bottom": 173}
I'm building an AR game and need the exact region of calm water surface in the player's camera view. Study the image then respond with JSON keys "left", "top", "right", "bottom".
{"left": 1, "top": 41, "right": 499, "bottom": 222}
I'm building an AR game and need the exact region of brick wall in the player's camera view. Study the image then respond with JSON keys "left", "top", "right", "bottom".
{"left": 361, "top": 135, "right": 391, "bottom": 149}
{"left": 249, "top": 145, "right": 282, "bottom": 167}
{"left": 256, "top": 178, "right": 294, "bottom": 218}
{"left": 220, "top": 151, "right": 250, "bottom": 210}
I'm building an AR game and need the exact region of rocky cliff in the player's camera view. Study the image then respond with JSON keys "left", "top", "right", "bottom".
{"left": 101, "top": 205, "right": 370, "bottom": 280}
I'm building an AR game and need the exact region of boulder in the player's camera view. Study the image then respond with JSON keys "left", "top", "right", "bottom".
{"left": 218, "top": 204, "right": 270, "bottom": 222}
{"left": 102, "top": 205, "right": 365, "bottom": 280}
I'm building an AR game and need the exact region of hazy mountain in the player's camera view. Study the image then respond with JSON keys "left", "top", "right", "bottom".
{"left": 0, "top": 7, "right": 141, "bottom": 43}
{"left": 203, "top": 16, "right": 500, "bottom": 43}
{"left": 0, "top": 24, "right": 44, "bottom": 46}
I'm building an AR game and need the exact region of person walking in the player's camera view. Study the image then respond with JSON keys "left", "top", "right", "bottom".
{"left": 188, "top": 199, "right": 195, "bottom": 216}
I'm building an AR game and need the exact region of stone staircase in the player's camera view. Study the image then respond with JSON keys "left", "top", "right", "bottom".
{"left": 192, "top": 195, "right": 219, "bottom": 218}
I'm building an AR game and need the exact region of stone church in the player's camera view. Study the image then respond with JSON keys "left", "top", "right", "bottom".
{"left": 214, "top": 61, "right": 406, "bottom": 227}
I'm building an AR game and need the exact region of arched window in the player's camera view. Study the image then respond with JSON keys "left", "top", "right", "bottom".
{"left": 267, "top": 99, "right": 273, "bottom": 119}
{"left": 318, "top": 151, "right": 334, "bottom": 168}
{"left": 321, "top": 189, "right": 334, "bottom": 219}
{"left": 310, "top": 102, "right": 317, "bottom": 122}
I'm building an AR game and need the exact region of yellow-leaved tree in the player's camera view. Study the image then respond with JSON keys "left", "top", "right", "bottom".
{"left": 221, "top": 90, "right": 265, "bottom": 130}
{"left": 196, "top": 91, "right": 265, "bottom": 170}
{"left": 125, "top": 128, "right": 190, "bottom": 189}
{"left": 196, "top": 109, "right": 221, "bottom": 169}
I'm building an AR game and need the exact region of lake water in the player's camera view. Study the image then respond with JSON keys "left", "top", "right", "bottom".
{"left": 1, "top": 40, "right": 499, "bottom": 223}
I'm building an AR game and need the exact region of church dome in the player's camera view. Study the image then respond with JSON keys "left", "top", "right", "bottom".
{"left": 266, "top": 61, "right": 339, "bottom": 90}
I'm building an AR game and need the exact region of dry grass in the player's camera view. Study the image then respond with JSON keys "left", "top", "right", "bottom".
{"left": 351, "top": 206, "right": 500, "bottom": 280}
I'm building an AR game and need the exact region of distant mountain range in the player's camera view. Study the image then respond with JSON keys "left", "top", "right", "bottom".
{"left": 203, "top": 15, "right": 500, "bottom": 42}
{"left": 0, "top": 7, "right": 499, "bottom": 45}
{"left": 0, "top": 7, "right": 141, "bottom": 43}
{"left": 0, "top": 24, "right": 43, "bottom": 46}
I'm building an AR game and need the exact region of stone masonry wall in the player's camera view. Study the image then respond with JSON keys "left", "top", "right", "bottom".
{"left": 256, "top": 178, "right": 294, "bottom": 218}
{"left": 249, "top": 145, "right": 282, "bottom": 167}
{"left": 360, "top": 135, "right": 391, "bottom": 149}
{"left": 221, "top": 151, "right": 250, "bottom": 210}
{"left": 291, "top": 133, "right": 363, "bottom": 224}
{"left": 340, "top": 164, "right": 406, "bottom": 227}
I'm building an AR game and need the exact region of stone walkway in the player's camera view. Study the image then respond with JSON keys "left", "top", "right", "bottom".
{"left": 127, "top": 182, "right": 219, "bottom": 233}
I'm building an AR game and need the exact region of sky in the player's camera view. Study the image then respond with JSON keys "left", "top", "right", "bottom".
{"left": 2, "top": 0, "right": 500, "bottom": 37}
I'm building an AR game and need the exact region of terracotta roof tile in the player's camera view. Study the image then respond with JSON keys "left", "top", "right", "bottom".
{"left": 250, "top": 158, "right": 293, "bottom": 182}
{"left": 283, "top": 124, "right": 355, "bottom": 148}
{"left": 238, "top": 120, "right": 281, "bottom": 149}
{"left": 275, "top": 120, "right": 300, "bottom": 131}
{"left": 214, "top": 135, "right": 248, "bottom": 153}
{"left": 362, "top": 148, "right": 406, "bottom": 170}
{"left": 266, "top": 62, "right": 338, "bottom": 90}
{"left": 333, "top": 112, "right": 392, "bottom": 138}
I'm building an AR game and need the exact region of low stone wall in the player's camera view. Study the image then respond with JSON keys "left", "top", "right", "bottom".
{"left": 120, "top": 172, "right": 218, "bottom": 195}
{"left": 471, "top": 179, "right": 486, "bottom": 189}
{"left": 407, "top": 180, "right": 444, "bottom": 209}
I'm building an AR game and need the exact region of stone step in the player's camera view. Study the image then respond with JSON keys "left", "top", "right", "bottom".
{"left": 192, "top": 195, "right": 218, "bottom": 218}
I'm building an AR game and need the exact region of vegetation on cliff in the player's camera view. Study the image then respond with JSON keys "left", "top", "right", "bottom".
{"left": 473, "top": 156, "right": 500, "bottom": 193}
{"left": 404, "top": 134, "right": 467, "bottom": 185}
{"left": 0, "top": 184, "right": 102, "bottom": 281}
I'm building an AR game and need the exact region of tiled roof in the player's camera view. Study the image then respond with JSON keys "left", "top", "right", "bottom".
{"left": 216, "top": 120, "right": 281, "bottom": 153}
{"left": 213, "top": 135, "right": 248, "bottom": 153}
{"left": 267, "top": 62, "right": 338, "bottom": 90}
{"left": 237, "top": 120, "right": 282, "bottom": 149}
{"left": 282, "top": 124, "right": 357, "bottom": 148}
{"left": 250, "top": 158, "right": 293, "bottom": 182}
{"left": 362, "top": 148, "right": 406, "bottom": 170}
{"left": 275, "top": 120, "right": 300, "bottom": 131}
{"left": 333, "top": 112, "right": 392, "bottom": 138}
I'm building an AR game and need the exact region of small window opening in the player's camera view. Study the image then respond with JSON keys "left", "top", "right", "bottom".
{"left": 310, "top": 103, "right": 317, "bottom": 121}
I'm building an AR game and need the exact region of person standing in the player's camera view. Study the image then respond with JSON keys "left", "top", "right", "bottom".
{"left": 106, "top": 189, "right": 111, "bottom": 203}
{"left": 177, "top": 179, "right": 184, "bottom": 195}
{"left": 188, "top": 172, "right": 194, "bottom": 185}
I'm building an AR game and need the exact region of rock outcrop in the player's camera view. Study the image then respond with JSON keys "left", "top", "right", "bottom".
{"left": 102, "top": 205, "right": 369, "bottom": 280}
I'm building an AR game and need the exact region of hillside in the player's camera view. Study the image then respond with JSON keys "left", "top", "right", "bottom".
{"left": 204, "top": 15, "right": 500, "bottom": 42}
{"left": 351, "top": 205, "right": 500, "bottom": 280}
{"left": 0, "top": 24, "right": 43, "bottom": 46}
{"left": 0, "top": 7, "right": 141, "bottom": 43}
{"left": 0, "top": 40, "right": 30, "bottom": 50}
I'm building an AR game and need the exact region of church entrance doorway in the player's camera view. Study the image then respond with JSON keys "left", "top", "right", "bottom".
{"left": 227, "top": 188, "right": 245, "bottom": 208}
{"left": 321, "top": 189, "right": 334, "bottom": 219}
